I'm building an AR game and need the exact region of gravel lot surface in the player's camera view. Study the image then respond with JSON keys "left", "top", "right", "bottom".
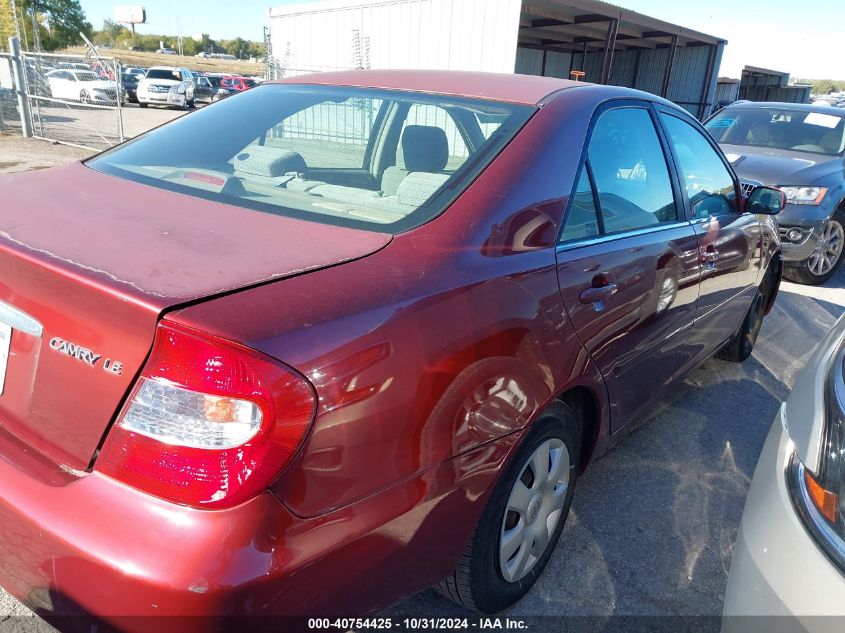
{"left": 0, "top": 142, "right": 843, "bottom": 631}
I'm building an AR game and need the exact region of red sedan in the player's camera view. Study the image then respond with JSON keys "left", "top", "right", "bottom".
{"left": 220, "top": 75, "right": 257, "bottom": 91}
{"left": 0, "top": 70, "right": 784, "bottom": 628}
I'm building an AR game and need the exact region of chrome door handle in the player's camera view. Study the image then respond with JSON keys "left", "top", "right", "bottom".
{"left": 579, "top": 283, "right": 618, "bottom": 312}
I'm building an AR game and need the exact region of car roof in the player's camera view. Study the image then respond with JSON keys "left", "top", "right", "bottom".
{"left": 272, "top": 69, "right": 591, "bottom": 105}
{"left": 722, "top": 101, "right": 845, "bottom": 117}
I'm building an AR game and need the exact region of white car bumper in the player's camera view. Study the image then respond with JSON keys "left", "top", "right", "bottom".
{"left": 137, "top": 89, "right": 186, "bottom": 107}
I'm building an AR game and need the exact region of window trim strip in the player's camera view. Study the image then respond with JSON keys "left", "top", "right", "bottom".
{"left": 556, "top": 220, "right": 694, "bottom": 253}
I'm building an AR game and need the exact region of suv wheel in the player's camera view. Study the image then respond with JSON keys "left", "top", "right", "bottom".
{"left": 435, "top": 402, "right": 580, "bottom": 613}
{"left": 784, "top": 209, "right": 845, "bottom": 285}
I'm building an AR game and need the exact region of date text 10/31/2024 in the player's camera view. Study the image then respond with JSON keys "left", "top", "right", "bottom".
{"left": 307, "top": 618, "right": 529, "bottom": 630}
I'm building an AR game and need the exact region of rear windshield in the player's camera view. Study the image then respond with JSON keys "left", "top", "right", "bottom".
{"left": 706, "top": 107, "right": 845, "bottom": 156}
{"left": 87, "top": 85, "right": 535, "bottom": 233}
{"left": 145, "top": 68, "right": 182, "bottom": 81}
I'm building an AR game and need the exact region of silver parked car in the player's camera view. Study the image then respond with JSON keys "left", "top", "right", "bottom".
{"left": 723, "top": 315, "right": 845, "bottom": 631}
{"left": 706, "top": 103, "right": 845, "bottom": 285}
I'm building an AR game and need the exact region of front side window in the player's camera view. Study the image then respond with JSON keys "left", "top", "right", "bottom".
{"left": 87, "top": 85, "right": 535, "bottom": 233}
{"left": 586, "top": 107, "right": 678, "bottom": 234}
{"left": 662, "top": 113, "right": 738, "bottom": 218}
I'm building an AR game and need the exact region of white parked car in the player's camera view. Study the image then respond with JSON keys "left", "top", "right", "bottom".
{"left": 136, "top": 66, "right": 195, "bottom": 110}
{"left": 44, "top": 69, "right": 120, "bottom": 104}
{"left": 723, "top": 315, "right": 845, "bottom": 631}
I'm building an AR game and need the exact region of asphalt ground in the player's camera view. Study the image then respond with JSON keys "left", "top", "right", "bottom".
{"left": 0, "top": 139, "right": 843, "bottom": 631}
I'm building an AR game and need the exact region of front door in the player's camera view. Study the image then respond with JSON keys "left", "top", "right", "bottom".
{"left": 556, "top": 103, "right": 702, "bottom": 430}
{"left": 657, "top": 110, "right": 762, "bottom": 346}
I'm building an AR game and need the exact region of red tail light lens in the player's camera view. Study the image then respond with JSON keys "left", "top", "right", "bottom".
{"left": 97, "top": 321, "right": 315, "bottom": 508}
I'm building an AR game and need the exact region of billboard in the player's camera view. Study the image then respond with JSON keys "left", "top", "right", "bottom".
{"left": 114, "top": 5, "right": 146, "bottom": 24}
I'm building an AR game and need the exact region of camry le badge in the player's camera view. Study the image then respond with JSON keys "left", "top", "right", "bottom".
{"left": 48, "top": 337, "right": 123, "bottom": 375}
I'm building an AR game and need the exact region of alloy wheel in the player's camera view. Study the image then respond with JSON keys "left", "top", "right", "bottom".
{"left": 808, "top": 219, "right": 844, "bottom": 277}
{"left": 499, "top": 438, "right": 569, "bottom": 583}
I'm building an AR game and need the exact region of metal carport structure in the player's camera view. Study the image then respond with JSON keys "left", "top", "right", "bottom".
{"left": 515, "top": 0, "right": 726, "bottom": 118}
{"left": 268, "top": 0, "right": 726, "bottom": 118}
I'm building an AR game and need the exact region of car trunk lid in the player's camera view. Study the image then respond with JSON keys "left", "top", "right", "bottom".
{"left": 0, "top": 163, "right": 391, "bottom": 470}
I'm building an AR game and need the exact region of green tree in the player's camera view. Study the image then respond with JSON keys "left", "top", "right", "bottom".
{"left": 0, "top": 1, "right": 18, "bottom": 47}
{"left": 20, "top": 0, "right": 92, "bottom": 50}
{"left": 101, "top": 18, "right": 124, "bottom": 40}
{"left": 812, "top": 79, "right": 836, "bottom": 95}
{"left": 224, "top": 37, "right": 251, "bottom": 59}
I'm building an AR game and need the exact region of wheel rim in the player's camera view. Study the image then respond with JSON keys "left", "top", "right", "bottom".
{"left": 499, "top": 438, "right": 569, "bottom": 583}
{"left": 80, "top": 91, "right": 89, "bottom": 104}
{"left": 808, "top": 220, "right": 844, "bottom": 277}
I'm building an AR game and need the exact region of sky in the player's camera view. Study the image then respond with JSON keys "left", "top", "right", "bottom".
{"left": 78, "top": 0, "right": 843, "bottom": 79}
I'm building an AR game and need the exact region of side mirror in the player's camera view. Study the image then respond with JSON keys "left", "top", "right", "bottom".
{"left": 747, "top": 186, "right": 786, "bottom": 215}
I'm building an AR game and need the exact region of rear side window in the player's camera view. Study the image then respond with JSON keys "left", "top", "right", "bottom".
{"left": 661, "top": 113, "right": 738, "bottom": 218}
{"left": 587, "top": 107, "right": 677, "bottom": 233}
{"left": 560, "top": 168, "right": 600, "bottom": 243}
{"left": 560, "top": 106, "right": 677, "bottom": 242}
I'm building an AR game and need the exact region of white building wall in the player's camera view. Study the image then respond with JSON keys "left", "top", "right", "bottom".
{"left": 269, "top": 0, "right": 522, "bottom": 77}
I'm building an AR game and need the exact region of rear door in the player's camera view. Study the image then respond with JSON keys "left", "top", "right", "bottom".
{"left": 556, "top": 101, "right": 702, "bottom": 430}
{"left": 656, "top": 109, "right": 761, "bottom": 346}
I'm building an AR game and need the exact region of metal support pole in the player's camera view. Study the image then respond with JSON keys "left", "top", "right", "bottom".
{"left": 580, "top": 41, "right": 587, "bottom": 78}
{"left": 116, "top": 59, "right": 124, "bottom": 143}
{"left": 8, "top": 36, "right": 31, "bottom": 137}
{"left": 698, "top": 43, "right": 719, "bottom": 119}
{"left": 600, "top": 19, "right": 618, "bottom": 85}
{"left": 661, "top": 35, "right": 678, "bottom": 98}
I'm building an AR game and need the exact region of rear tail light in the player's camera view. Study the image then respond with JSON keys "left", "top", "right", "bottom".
{"left": 97, "top": 321, "right": 315, "bottom": 508}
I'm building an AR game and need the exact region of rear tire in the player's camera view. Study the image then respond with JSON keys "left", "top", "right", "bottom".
{"left": 782, "top": 210, "right": 845, "bottom": 285}
{"left": 434, "top": 402, "right": 581, "bottom": 613}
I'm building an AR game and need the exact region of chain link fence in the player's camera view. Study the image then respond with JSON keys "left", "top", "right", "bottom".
{"left": 21, "top": 51, "right": 124, "bottom": 150}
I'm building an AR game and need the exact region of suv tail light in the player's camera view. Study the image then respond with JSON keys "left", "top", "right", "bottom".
{"left": 97, "top": 321, "right": 315, "bottom": 509}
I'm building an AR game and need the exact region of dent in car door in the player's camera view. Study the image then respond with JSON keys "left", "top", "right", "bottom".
{"left": 658, "top": 111, "right": 762, "bottom": 344}
{"left": 556, "top": 104, "right": 702, "bottom": 430}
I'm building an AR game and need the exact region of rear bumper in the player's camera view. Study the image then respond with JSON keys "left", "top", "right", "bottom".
{"left": 0, "top": 423, "right": 516, "bottom": 630}
{"left": 0, "top": 425, "right": 290, "bottom": 627}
